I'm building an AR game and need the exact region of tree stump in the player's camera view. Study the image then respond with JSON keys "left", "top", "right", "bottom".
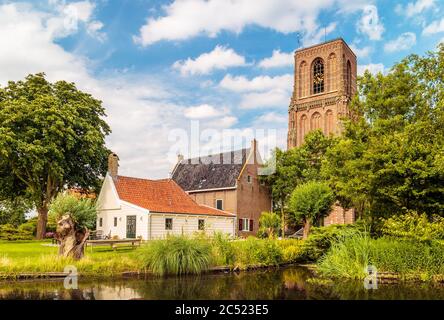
{"left": 56, "top": 215, "right": 90, "bottom": 260}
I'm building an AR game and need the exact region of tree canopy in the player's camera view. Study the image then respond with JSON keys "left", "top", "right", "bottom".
{"left": 0, "top": 73, "right": 111, "bottom": 238}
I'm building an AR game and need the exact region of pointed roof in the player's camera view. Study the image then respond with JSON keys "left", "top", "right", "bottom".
{"left": 113, "top": 175, "right": 234, "bottom": 217}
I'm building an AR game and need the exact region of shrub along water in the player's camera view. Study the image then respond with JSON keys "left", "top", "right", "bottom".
{"left": 318, "top": 230, "right": 444, "bottom": 281}
{"left": 139, "top": 236, "right": 212, "bottom": 276}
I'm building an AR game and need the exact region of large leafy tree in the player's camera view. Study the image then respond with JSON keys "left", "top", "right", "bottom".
{"left": 0, "top": 73, "right": 111, "bottom": 239}
{"left": 322, "top": 44, "right": 444, "bottom": 219}
{"left": 288, "top": 181, "right": 334, "bottom": 239}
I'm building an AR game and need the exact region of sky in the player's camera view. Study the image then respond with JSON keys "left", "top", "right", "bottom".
{"left": 0, "top": 0, "right": 443, "bottom": 179}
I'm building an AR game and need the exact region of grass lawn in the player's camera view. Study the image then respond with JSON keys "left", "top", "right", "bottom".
{"left": 0, "top": 240, "right": 143, "bottom": 277}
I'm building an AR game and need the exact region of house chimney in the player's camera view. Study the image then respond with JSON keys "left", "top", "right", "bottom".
{"left": 108, "top": 153, "right": 119, "bottom": 180}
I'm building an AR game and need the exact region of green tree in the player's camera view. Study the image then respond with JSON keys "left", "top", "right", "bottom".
{"left": 323, "top": 44, "right": 444, "bottom": 219}
{"left": 0, "top": 73, "right": 110, "bottom": 239}
{"left": 261, "top": 130, "right": 334, "bottom": 235}
{"left": 288, "top": 181, "right": 334, "bottom": 239}
{"left": 258, "top": 211, "right": 281, "bottom": 238}
{"left": 260, "top": 147, "right": 305, "bottom": 237}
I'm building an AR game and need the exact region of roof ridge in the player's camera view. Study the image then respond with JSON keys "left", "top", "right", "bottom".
{"left": 182, "top": 147, "right": 251, "bottom": 163}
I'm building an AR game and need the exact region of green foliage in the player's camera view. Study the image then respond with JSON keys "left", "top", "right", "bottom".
{"left": 258, "top": 211, "right": 281, "bottom": 238}
{"left": 0, "top": 198, "right": 30, "bottom": 226}
{"left": 278, "top": 239, "right": 304, "bottom": 262}
{"left": 139, "top": 236, "right": 212, "bottom": 276}
{"left": 323, "top": 45, "right": 444, "bottom": 218}
{"left": 0, "top": 73, "right": 111, "bottom": 237}
{"left": 300, "top": 224, "right": 362, "bottom": 261}
{"left": 233, "top": 237, "right": 283, "bottom": 268}
{"left": 380, "top": 211, "right": 444, "bottom": 241}
{"left": 210, "top": 232, "right": 236, "bottom": 266}
{"left": 318, "top": 231, "right": 444, "bottom": 280}
{"left": 289, "top": 181, "right": 334, "bottom": 225}
{"left": 49, "top": 193, "right": 97, "bottom": 230}
{"left": 0, "top": 224, "right": 33, "bottom": 241}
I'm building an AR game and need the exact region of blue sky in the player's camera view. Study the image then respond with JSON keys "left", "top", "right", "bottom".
{"left": 0, "top": 0, "right": 443, "bottom": 178}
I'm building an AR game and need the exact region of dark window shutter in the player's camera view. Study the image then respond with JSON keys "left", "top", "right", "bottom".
{"left": 239, "top": 219, "right": 243, "bottom": 231}
{"left": 249, "top": 219, "right": 254, "bottom": 232}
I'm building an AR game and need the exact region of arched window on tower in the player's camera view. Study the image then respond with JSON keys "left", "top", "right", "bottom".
{"left": 312, "top": 58, "right": 325, "bottom": 94}
{"left": 299, "top": 61, "right": 307, "bottom": 98}
{"left": 311, "top": 112, "right": 322, "bottom": 131}
{"left": 347, "top": 60, "right": 352, "bottom": 96}
{"left": 300, "top": 115, "right": 308, "bottom": 142}
{"left": 325, "top": 110, "right": 334, "bottom": 135}
{"left": 327, "top": 53, "right": 337, "bottom": 92}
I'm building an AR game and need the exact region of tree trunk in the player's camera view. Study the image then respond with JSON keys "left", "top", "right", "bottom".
{"left": 36, "top": 205, "right": 48, "bottom": 240}
{"left": 281, "top": 203, "right": 285, "bottom": 239}
{"left": 56, "top": 215, "right": 90, "bottom": 260}
{"left": 303, "top": 219, "right": 311, "bottom": 240}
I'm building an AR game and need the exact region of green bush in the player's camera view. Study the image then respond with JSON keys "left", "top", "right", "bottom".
{"left": 380, "top": 212, "right": 444, "bottom": 241}
{"left": 0, "top": 224, "right": 33, "bottom": 241}
{"left": 210, "top": 232, "right": 236, "bottom": 266}
{"left": 300, "top": 224, "right": 363, "bottom": 261}
{"left": 233, "top": 237, "right": 283, "bottom": 268}
{"left": 139, "top": 236, "right": 211, "bottom": 275}
{"left": 49, "top": 194, "right": 97, "bottom": 230}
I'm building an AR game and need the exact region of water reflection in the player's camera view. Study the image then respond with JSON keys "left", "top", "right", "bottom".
{"left": 1, "top": 267, "right": 444, "bottom": 300}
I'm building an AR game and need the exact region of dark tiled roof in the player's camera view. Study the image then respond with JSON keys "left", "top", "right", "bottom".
{"left": 172, "top": 149, "right": 250, "bottom": 191}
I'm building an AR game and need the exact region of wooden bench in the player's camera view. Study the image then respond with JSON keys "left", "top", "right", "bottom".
{"left": 86, "top": 239, "right": 142, "bottom": 251}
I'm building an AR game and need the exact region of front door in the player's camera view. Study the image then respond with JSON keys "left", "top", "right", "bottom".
{"left": 126, "top": 216, "right": 137, "bottom": 239}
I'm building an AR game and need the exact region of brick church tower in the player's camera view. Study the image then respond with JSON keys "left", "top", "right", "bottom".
{"left": 287, "top": 38, "right": 357, "bottom": 226}
{"left": 287, "top": 38, "right": 357, "bottom": 148}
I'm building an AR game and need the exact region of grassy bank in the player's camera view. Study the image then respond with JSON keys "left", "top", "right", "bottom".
{"left": 317, "top": 231, "right": 444, "bottom": 281}
{"left": 0, "top": 236, "right": 305, "bottom": 278}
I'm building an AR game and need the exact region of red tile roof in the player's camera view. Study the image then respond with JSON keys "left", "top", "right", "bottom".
{"left": 113, "top": 176, "right": 235, "bottom": 217}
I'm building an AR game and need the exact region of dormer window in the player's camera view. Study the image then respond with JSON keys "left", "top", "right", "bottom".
{"left": 313, "top": 58, "right": 325, "bottom": 94}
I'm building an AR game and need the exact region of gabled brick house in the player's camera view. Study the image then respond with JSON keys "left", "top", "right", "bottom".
{"left": 171, "top": 140, "right": 272, "bottom": 237}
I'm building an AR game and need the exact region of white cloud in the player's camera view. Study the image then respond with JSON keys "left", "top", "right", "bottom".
{"left": 384, "top": 32, "right": 416, "bottom": 52}
{"left": 254, "top": 112, "right": 287, "bottom": 125}
{"left": 134, "top": 0, "right": 367, "bottom": 47}
{"left": 208, "top": 116, "right": 238, "bottom": 128}
{"left": 423, "top": 18, "right": 444, "bottom": 35}
{"left": 357, "top": 5, "right": 384, "bottom": 40}
{"left": 173, "top": 45, "right": 247, "bottom": 76}
{"left": 219, "top": 74, "right": 292, "bottom": 93}
{"left": 349, "top": 44, "right": 371, "bottom": 58}
{"left": 358, "top": 63, "right": 385, "bottom": 75}
{"left": 303, "top": 22, "right": 337, "bottom": 47}
{"left": 396, "top": 0, "right": 435, "bottom": 18}
{"left": 184, "top": 104, "right": 225, "bottom": 119}
{"left": 47, "top": 0, "right": 106, "bottom": 41}
{"left": 240, "top": 89, "right": 290, "bottom": 109}
{"left": 258, "top": 50, "right": 294, "bottom": 69}
{"left": 220, "top": 74, "right": 292, "bottom": 109}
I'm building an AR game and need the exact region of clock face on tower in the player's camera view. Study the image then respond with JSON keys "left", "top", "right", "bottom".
{"left": 313, "top": 58, "right": 324, "bottom": 94}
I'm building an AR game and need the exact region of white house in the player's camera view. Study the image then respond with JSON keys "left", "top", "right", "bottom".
{"left": 96, "top": 155, "right": 236, "bottom": 240}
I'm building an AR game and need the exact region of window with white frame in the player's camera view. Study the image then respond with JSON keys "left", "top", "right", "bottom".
{"left": 247, "top": 175, "right": 252, "bottom": 183}
{"left": 216, "top": 199, "right": 223, "bottom": 210}
{"left": 239, "top": 218, "right": 253, "bottom": 232}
